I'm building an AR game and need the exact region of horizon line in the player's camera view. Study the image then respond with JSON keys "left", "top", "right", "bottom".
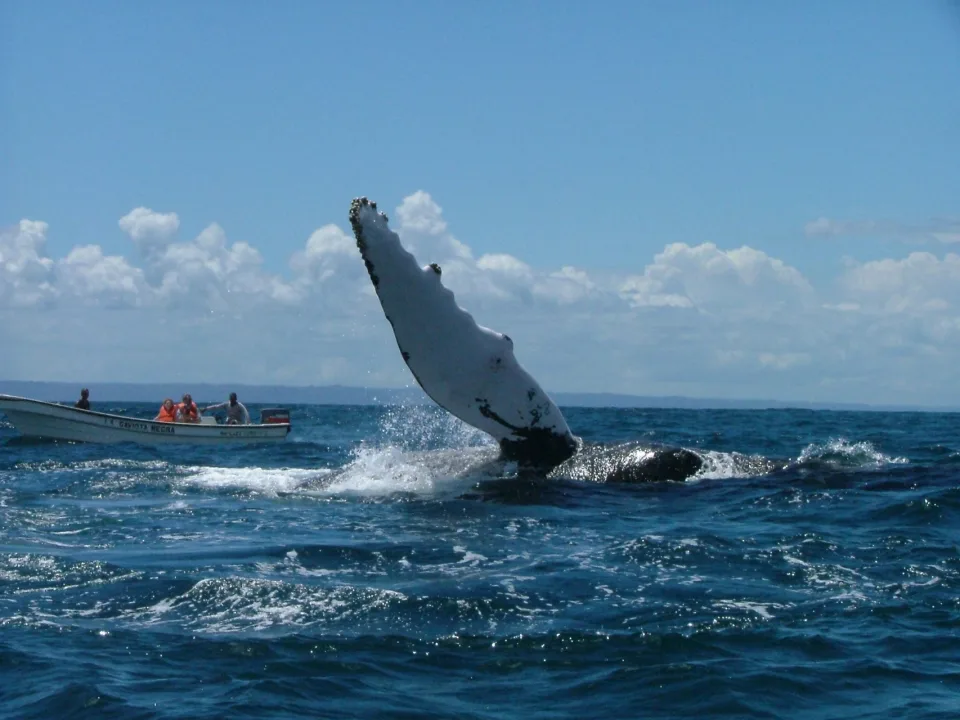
{"left": 1, "top": 379, "right": 957, "bottom": 414}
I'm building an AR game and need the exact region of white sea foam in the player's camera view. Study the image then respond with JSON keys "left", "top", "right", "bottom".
{"left": 454, "top": 545, "right": 488, "bottom": 566}
{"left": 318, "top": 446, "right": 437, "bottom": 496}
{"left": 176, "top": 465, "right": 327, "bottom": 495}
{"left": 713, "top": 599, "right": 783, "bottom": 620}
{"left": 693, "top": 450, "right": 777, "bottom": 479}
{"left": 123, "top": 576, "right": 407, "bottom": 633}
{"left": 14, "top": 458, "right": 173, "bottom": 473}
{"left": 307, "top": 445, "right": 500, "bottom": 498}
{"left": 796, "top": 438, "right": 908, "bottom": 467}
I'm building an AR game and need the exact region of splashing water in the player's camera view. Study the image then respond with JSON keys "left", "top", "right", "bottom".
{"left": 0, "top": 403, "right": 957, "bottom": 719}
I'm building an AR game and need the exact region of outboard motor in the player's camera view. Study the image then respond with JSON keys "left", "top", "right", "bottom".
{"left": 260, "top": 408, "right": 291, "bottom": 428}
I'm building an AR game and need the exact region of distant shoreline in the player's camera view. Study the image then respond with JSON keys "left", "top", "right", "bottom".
{"left": 1, "top": 380, "right": 956, "bottom": 414}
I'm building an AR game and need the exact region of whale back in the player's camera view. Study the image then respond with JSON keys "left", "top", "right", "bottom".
{"left": 349, "top": 197, "right": 577, "bottom": 467}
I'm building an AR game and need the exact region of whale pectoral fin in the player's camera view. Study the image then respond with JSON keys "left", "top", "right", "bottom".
{"left": 488, "top": 353, "right": 506, "bottom": 373}
{"left": 349, "top": 195, "right": 578, "bottom": 469}
{"left": 475, "top": 397, "right": 523, "bottom": 433}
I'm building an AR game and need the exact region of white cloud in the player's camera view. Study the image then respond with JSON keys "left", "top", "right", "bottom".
{"left": 396, "top": 190, "right": 448, "bottom": 235}
{"left": 395, "top": 190, "right": 472, "bottom": 262}
{"left": 758, "top": 352, "right": 811, "bottom": 370}
{"left": 0, "top": 220, "right": 57, "bottom": 308}
{"left": 823, "top": 302, "right": 860, "bottom": 312}
{"left": 150, "top": 223, "right": 265, "bottom": 307}
{"left": 476, "top": 253, "right": 531, "bottom": 277}
{"left": 125, "top": 221, "right": 302, "bottom": 310}
{"left": 618, "top": 242, "right": 814, "bottom": 317}
{"left": 3, "top": 192, "right": 960, "bottom": 407}
{"left": 283, "top": 225, "right": 373, "bottom": 311}
{"left": 119, "top": 207, "right": 180, "bottom": 252}
{"left": 290, "top": 224, "right": 363, "bottom": 288}
{"left": 534, "top": 266, "right": 600, "bottom": 306}
{"left": 805, "top": 217, "right": 877, "bottom": 237}
{"left": 840, "top": 251, "right": 960, "bottom": 314}
{"left": 806, "top": 216, "right": 960, "bottom": 244}
{"left": 932, "top": 232, "right": 960, "bottom": 244}
{"left": 57, "top": 245, "right": 146, "bottom": 308}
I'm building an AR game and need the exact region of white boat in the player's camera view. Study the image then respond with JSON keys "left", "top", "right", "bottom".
{"left": 0, "top": 394, "right": 291, "bottom": 445}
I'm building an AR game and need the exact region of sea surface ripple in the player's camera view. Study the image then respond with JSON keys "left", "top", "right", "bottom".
{"left": 1, "top": 403, "right": 958, "bottom": 719}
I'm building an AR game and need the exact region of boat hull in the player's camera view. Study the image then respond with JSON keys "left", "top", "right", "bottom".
{"left": 0, "top": 395, "right": 290, "bottom": 445}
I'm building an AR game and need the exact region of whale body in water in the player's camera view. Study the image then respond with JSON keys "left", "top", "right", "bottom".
{"left": 348, "top": 197, "right": 703, "bottom": 483}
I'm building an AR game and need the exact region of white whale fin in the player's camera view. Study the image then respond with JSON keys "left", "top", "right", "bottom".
{"left": 349, "top": 197, "right": 578, "bottom": 467}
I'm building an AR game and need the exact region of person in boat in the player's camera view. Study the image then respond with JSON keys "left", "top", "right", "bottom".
{"left": 75, "top": 388, "right": 90, "bottom": 410}
{"left": 175, "top": 394, "right": 201, "bottom": 423}
{"left": 154, "top": 398, "right": 176, "bottom": 422}
{"left": 202, "top": 392, "right": 250, "bottom": 425}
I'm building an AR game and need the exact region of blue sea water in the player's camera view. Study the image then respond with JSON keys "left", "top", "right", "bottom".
{"left": 0, "top": 402, "right": 958, "bottom": 719}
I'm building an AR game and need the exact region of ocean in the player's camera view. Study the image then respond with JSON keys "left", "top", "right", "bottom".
{"left": 0, "top": 402, "right": 957, "bottom": 719}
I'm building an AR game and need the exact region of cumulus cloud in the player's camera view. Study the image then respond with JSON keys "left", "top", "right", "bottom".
{"left": 57, "top": 245, "right": 146, "bottom": 308}
{"left": 396, "top": 190, "right": 448, "bottom": 235}
{"left": 3, "top": 192, "right": 960, "bottom": 406}
{"left": 149, "top": 223, "right": 276, "bottom": 309}
{"left": 0, "top": 220, "right": 57, "bottom": 308}
{"left": 534, "top": 266, "right": 601, "bottom": 306}
{"left": 476, "top": 253, "right": 532, "bottom": 277}
{"left": 289, "top": 224, "right": 366, "bottom": 292}
{"left": 117, "top": 218, "right": 302, "bottom": 309}
{"left": 280, "top": 223, "right": 374, "bottom": 313}
{"left": 395, "top": 191, "right": 472, "bottom": 262}
{"left": 618, "top": 243, "right": 814, "bottom": 317}
{"left": 840, "top": 252, "right": 960, "bottom": 314}
{"left": 118, "top": 207, "right": 180, "bottom": 252}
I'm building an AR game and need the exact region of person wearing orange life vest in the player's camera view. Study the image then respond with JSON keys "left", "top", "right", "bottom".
{"left": 175, "top": 394, "right": 201, "bottom": 423}
{"left": 154, "top": 398, "right": 176, "bottom": 422}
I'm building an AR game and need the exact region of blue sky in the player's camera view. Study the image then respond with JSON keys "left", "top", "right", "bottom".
{"left": 2, "top": 1, "right": 960, "bottom": 404}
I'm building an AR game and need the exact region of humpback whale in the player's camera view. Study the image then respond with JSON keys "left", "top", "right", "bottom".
{"left": 348, "top": 197, "right": 703, "bottom": 483}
